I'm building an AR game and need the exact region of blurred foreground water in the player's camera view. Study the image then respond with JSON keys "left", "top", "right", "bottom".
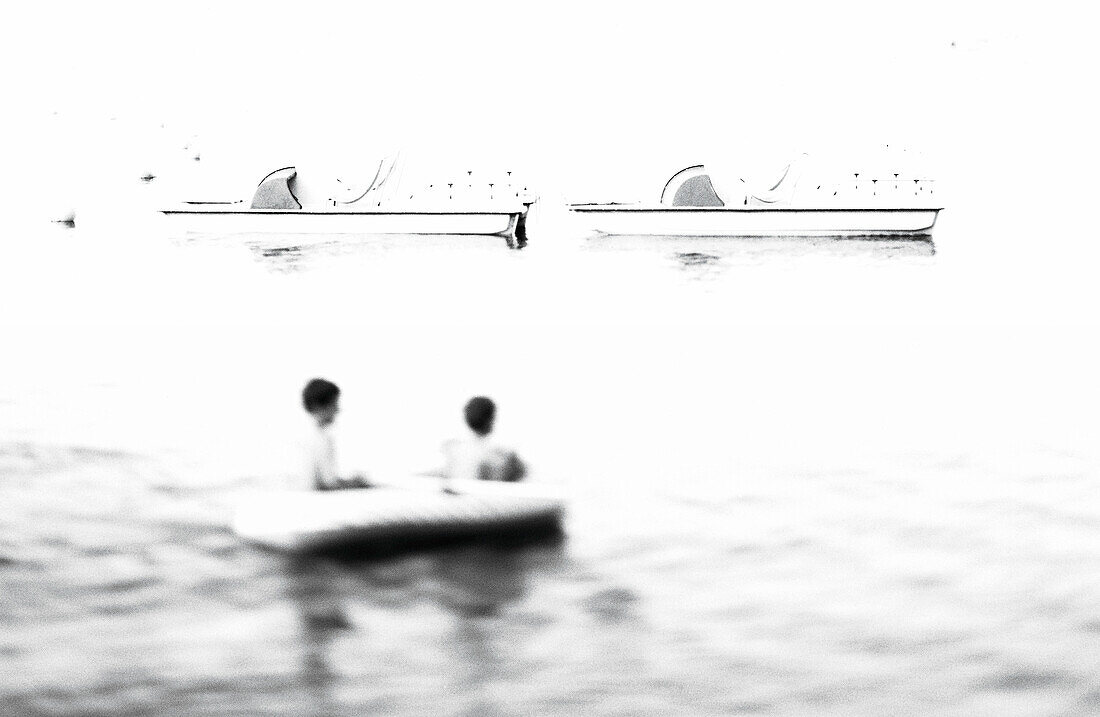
{"left": 2, "top": 213, "right": 1100, "bottom": 716}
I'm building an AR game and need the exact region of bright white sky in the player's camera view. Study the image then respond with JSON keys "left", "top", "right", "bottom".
{"left": 7, "top": 1, "right": 1094, "bottom": 202}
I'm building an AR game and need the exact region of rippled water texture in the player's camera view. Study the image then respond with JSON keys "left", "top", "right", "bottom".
{"left": 3, "top": 211, "right": 1100, "bottom": 715}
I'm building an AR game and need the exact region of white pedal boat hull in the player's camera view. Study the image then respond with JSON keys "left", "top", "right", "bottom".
{"left": 162, "top": 207, "right": 522, "bottom": 237}
{"left": 569, "top": 205, "right": 940, "bottom": 237}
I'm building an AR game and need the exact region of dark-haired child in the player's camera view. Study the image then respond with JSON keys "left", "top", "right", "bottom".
{"left": 442, "top": 396, "right": 526, "bottom": 485}
{"left": 301, "top": 378, "right": 368, "bottom": 490}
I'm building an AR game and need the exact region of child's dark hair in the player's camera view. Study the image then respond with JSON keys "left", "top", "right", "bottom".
{"left": 303, "top": 378, "right": 340, "bottom": 412}
{"left": 464, "top": 396, "right": 496, "bottom": 436}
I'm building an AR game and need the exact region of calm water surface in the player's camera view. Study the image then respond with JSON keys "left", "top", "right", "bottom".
{"left": 2, "top": 216, "right": 1100, "bottom": 716}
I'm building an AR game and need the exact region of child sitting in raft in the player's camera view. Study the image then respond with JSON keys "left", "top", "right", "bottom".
{"left": 441, "top": 396, "right": 527, "bottom": 488}
{"left": 302, "top": 378, "right": 369, "bottom": 491}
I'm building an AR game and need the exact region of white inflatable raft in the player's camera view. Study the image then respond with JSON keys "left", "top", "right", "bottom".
{"left": 232, "top": 478, "right": 566, "bottom": 553}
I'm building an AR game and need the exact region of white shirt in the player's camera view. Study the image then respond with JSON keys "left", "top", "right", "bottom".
{"left": 305, "top": 423, "right": 338, "bottom": 490}
{"left": 443, "top": 434, "right": 526, "bottom": 483}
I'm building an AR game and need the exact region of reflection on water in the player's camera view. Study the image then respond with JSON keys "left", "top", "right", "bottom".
{"left": 583, "top": 234, "right": 935, "bottom": 278}
{"left": 675, "top": 251, "right": 722, "bottom": 267}
{"left": 287, "top": 556, "right": 352, "bottom": 714}
{"left": 285, "top": 537, "right": 566, "bottom": 716}
{"left": 173, "top": 232, "right": 525, "bottom": 274}
{"left": 169, "top": 229, "right": 933, "bottom": 279}
{"left": 255, "top": 244, "right": 307, "bottom": 274}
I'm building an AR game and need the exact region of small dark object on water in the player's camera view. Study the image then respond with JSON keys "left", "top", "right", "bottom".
{"left": 53, "top": 212, "right": 76, "bottom": 228}
{"left": 193, "top": 154, "right": 201, "bottom": 162}
{"left": 140, "top": 173, "right": 156, "bottom": 183}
